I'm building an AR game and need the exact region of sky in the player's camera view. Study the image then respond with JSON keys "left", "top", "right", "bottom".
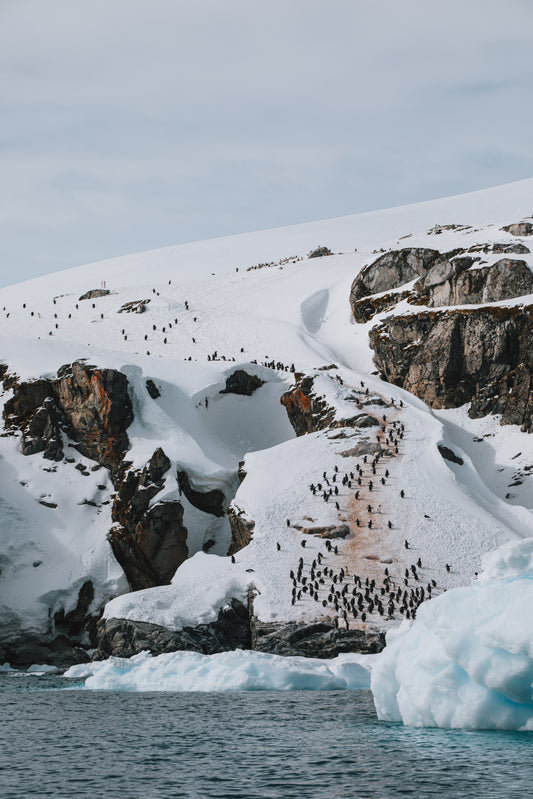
{"left": 1, "top": 0, "right": 533, "bottom": 286}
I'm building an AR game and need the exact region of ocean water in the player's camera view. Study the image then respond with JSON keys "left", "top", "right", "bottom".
{"left": 1, "top": 674, "right": 532, "bottom": 799}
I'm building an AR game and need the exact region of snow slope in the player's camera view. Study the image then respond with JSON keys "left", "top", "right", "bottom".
{"left": 1, "top": 178, "right": 533, "bottom": 644}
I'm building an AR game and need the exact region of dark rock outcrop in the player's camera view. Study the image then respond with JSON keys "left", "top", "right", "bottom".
{"left": 227, "top": 505, "right": 255, "bottom": 555}
{"left": 220, "top": 369, "right": 265, "bottom": 396}
{"left": 351, "top": 247, "right": 533, "bottom": 322}
{"left": 0, "top": 635, "right": 90, "bottom": 669}
{"left": 110, "top": 448, "right": 188, "bottom": 590}
{"left": 308, "top": 246, "right": 332, "bottom": 258}
{"left": 493, "top": 242, "right": 530, "bottom": 254}
{"left": 350, "top": 248, "right": 443, "bottom": 309}
{"left": 95, "top": 599, "right": 251, "bottom": 659}
{"left": 251, "top": 618, "right": 385, "bottom": 658}
{"left": 502, "top": 222, "right": 533, "bottom": 237}
{"left": 280, "top": 374, "right": 336, "bottom": 435}
{"left": 370, "top": 305, "right": 533, "bottom": 431}
{"left": 118, "top": 299, "right": 150, "bottom": 314}
{"left": 177, "top": 470, "right": 225, "bottom": 517}
{"left": 79, "top": 289, "right": 111, "bottom": 301}
{"left": 3, "top": 361, "right": 133, "bottom": 469}
{"left": 415, "top": 257, "right": 533, "bottom": 308}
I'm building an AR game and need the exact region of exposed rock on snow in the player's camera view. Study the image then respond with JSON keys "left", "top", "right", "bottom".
{"left": 78, "top": 288, "right": 111, "bottom": 301}
{"left": 370, "top": 305, "right": 533, "bottom": 432}
{"left": 227, "top": 504, "right": 255, "bottom": 555}
{"left": 177, "top": 470, "right": 225, "bottom": 517}
{"left": 252, "top": 618, "right": 384, "bottom": 658}
{"left": 3, "top": 360, "right": 133, "bottom": 468}
{"left": 95, "top": 598, "right": 251, "bottom": 659}
{"left": 110, "top": 448, "right": 188, "bottom": 589}
{"left": 219, "top": 369, "right": 265, "bottom": 396}
{"left": 502, "top": 221, "right": 533, "bottom": 237}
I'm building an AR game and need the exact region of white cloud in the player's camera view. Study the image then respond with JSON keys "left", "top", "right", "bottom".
{"left": 0, "top": 0, "right": 532, "bottom": 284}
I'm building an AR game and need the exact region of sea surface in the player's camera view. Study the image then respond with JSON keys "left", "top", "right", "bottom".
{"left": 1, "top": 673, "right": 532, "bottom": 799}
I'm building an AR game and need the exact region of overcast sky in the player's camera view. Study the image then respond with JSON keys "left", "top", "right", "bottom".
{"left": 1, "top": 0, "right": 532, "bottom": 285}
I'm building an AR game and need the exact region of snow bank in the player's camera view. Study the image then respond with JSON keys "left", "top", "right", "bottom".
{"left": 65, "top": 649, "right": 373, "bottom": 692}
{"left": 371, "top": 538, "right": 533, "bottom": 730}
{"left": 103, "top": 551, "right": 251, "bottom": 630}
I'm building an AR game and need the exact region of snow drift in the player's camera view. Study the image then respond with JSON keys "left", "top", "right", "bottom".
{"left": 65, "top": 649, "right": 373, "bottom": 691}
{"left": 371, "top": 537, "right": 533, "bottom": 730}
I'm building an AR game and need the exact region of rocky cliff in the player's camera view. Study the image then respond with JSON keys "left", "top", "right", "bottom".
{"left": 350, "top": 246, "right": 533, "bottom": 322}
{"left": 3, "top": 360, "right": 133, "bottom": 468}
{"left": 110, "top": 448, "right": 188, "bottom": 590}
{"left": 369, "top": 305, "right": 533, "bottom": 431}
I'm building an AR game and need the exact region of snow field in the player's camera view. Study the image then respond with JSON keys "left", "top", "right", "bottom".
{"left": 0, "top": 178, "right": 533, "bottom": 649}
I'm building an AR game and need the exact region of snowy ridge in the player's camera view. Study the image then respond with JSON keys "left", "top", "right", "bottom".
{"left": 0, "top": 178, "right": 533, "bottom": 662}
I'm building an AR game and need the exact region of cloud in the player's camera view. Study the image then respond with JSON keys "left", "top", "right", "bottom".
{"left": 1, "top": 0, "right": 532, "bottom": 284}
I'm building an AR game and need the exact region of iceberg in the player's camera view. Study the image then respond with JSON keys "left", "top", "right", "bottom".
{"left": 65, "top": 648, "right": 373, "bottom": 692}
{"left": 371, "top": 538, "right": 533, "bottom": 730}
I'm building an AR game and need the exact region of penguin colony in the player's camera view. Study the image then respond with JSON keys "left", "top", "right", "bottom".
{"left": 281, "top": 389, "right": 449, "bottom": 630}
{"left": 3, "top": 290, "right": 453, "bottom": 632}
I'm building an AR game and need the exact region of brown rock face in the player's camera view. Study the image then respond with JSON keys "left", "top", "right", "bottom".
{"left": 280, "top": 375, "right": 336, "bottom": 435}
{"left": 3, "top": 361, "right": 133, "bottom": 467}
{"left": 54, "top": 362, "right": 133, "bottom": 468}
{"left": 369, "top": 305, "right": 533, "bottom": 431}
{"left": 227, "top": 505, "right": 255, "bottom": 555}
{"left": 110, "top": 448, "right": 188, "bottom": 590}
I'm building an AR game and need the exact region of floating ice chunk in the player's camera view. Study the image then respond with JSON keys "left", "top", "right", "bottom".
{"left": 26, "top": 664, "right": 59, "bottom": 674}
{"left": 65, "top": 649, "right": 373, "bottom": 692}
{"left": 371, "top": 537, "right": 533, "bottom": 730}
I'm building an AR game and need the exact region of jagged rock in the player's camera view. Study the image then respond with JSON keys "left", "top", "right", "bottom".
{"left": 251, "top": 618, "right": 385, "bottom": 658}
{"left": 350, "top": 248, "right": 443, "bottom": 306}
{"left": 54, "top": 580, "right": 95, "bottom": 639}
{"left": 54, "top": 361, "right": 133, "bottom": 469}
{"left": 493, "top": 242, "right": 530, "bottom": 254}
{"left": 227, "top": 505, "right": 255, "bottom": 555}
{"left": 79, "top": 289, "right": 111, "bottom": 301}
{"left": 177, "top": 470, "right": 225, "bottom": 516}
{"left": 280, "top": 375, "right": 336, "bottom": 435}
{"left": 370, "top": 305, "right": 533, "bottom": 431}
{"left": 438, "top": 444, "right": 464, "bottom": 465}
{"left": 95, "top": 599, "right": 251, "bottom": 659}
{"left": 118, "top": 298, "right": 150, "bottom": 314}
{"left": 415, "top": 257, "right": 533, "bottom": 307}
{"left": 502, "top": 222, "right": 533, "bottom": 236}
{"left": 351, "top": 247, "right": 533, "bottom": 322}
{"left": 308, "top": 246, "right": 332, "bottom": 258}
{"left": 219, "top": 369, "right": 265, "bottom": 396}
{"left": 3, "top": 361, "right": 133, "bottom": 470}
{"left": 109, "top": 448, "right": 187, "bottom": 590}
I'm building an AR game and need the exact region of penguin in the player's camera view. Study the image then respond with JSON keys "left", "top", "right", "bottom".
{"left": 276, "top": 542, "right": 281, "bottom": 551}
{"left": 231, "top": 555, "right": 236, "bottom": 563}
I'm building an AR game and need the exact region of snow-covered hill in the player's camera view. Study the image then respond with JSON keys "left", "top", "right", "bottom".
{"left": 1, "top": 178, "right": 533, "bottom": 666}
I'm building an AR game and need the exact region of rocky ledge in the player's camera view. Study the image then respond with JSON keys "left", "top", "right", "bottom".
{"left": 3, "top": 359, "right": 133, "bottom": 468}
{"left": 370, "top": 305, "right": 533, "bottom": 431}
